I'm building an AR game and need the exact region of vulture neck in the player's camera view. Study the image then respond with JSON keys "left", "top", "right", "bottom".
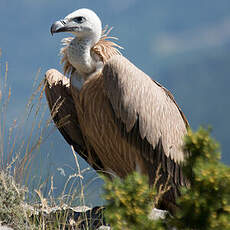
{"left": 68, "top": 36, "right": 101, "bottom": 80}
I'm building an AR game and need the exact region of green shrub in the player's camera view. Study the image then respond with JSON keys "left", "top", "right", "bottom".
{"left": 102, "top": 172, "right": 166, "bottom": 230}
{"left": 171, "top": 128, "right": 230, "bottom": 229}
{"left": 103, "top": 128, "right": 230, "bottom": 230}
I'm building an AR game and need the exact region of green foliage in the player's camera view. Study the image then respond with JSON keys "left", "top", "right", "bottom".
{"left": 171, "top": 127, "right": 230, "bottom": 229}
{"left": 0, "top": 171, "right": 28, "bottom": 229}
{"left": 102, "top": 172, "right": 165, "bottom": 230}
{"left": 103, "top": 128, "right": 230, "bottom": 229}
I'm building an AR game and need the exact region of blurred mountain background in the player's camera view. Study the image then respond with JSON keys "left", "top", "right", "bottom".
{"left": 0, "top": 0, "right": 230, "bottom": 206}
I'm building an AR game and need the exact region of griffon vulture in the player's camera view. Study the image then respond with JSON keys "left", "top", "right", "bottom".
{"left": 45, "top": 8, "right": 189, "bottom": 213}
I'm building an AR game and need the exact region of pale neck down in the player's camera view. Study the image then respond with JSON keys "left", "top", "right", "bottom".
{"left": 67, "top": 35, "right": 100, "bottom": 78}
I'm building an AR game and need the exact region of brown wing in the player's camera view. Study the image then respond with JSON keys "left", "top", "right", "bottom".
{"left": 44, "top": 69, "right": 104, "bottom": 171}
{"left": 102, "top": 55, "right": 189, "bottom": 211}
{"left": 103, "top": 55, "right": 188, "bottom": 164}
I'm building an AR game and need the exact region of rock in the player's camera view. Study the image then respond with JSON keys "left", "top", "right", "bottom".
{"left": 28, "top": 205, "right": 169, "bottom": 229}
{"left": 96, "top": 226, "right": 111, "bottom": 230}
{"left": 149, "top": 208, "right": 168, "bottom": 220}
{"left": 29, "top": 205, "right": 106, "bottom": 229}
{"left": 0, "top": 226, "right": 14, "bottom": 230}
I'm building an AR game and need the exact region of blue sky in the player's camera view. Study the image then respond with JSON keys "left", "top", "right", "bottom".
{"left": 1, "top": 0, "right": 230, "bottom": 204}
{"left": 1, "top": 0, "right": 229, "bottom": 112}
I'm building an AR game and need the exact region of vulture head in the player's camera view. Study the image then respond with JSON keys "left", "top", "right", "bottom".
{"left": 51, "top": 8, "right": 102, "bottom": 45}
{"left": 50, "top": 8, "right": 107, "bottom": 78}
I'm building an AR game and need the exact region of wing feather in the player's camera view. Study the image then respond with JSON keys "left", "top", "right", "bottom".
{"left": 103, "top": 55, "right": 188, "bottom": 164}
{"left": 44, "top": 69, "right": 104, "bottom": 171}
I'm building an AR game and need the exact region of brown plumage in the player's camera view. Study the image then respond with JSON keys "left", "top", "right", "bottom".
{"left": 45, "top": 8, "right": 189, "bottom": 213}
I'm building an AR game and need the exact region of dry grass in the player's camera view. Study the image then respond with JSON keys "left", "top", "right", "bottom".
{"left": 0, "top": 64, "right": 52, "bottom": 183}
{"left": 0, "top": 51, "right": 101, "bottom": 229}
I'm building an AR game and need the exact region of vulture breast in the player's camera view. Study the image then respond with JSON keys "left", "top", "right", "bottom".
{"left": 73, "top": 72, "right": 137, "bottom": 177}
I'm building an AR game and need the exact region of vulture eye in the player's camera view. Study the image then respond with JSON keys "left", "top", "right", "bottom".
{"left": 73, "top": 16, "right": 86, "bottom": 24}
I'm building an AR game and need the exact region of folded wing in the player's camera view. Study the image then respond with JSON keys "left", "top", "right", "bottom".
{"left": 44, "top": 69, "right": 104, "bottom": 171}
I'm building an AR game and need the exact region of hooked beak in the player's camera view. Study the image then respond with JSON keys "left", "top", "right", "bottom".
{"left": 50, "top": 19, "right": 72, "bottom": 35}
